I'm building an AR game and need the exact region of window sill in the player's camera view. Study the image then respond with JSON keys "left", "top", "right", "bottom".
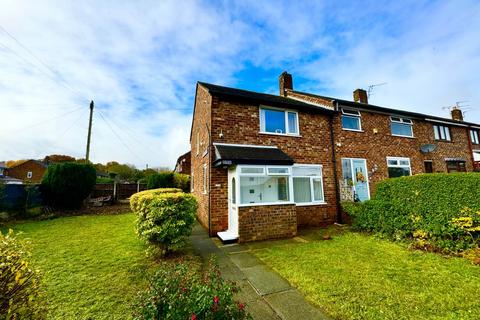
{"left": 296, "top": 202, "right": 327, "bottom": 206}
{"left": 435, "top": 139, "right": 452, "bottom": 143}
{"left": 238, "top": 202, "right": 294, "bottom": 207}
{"left": 259, "top": 132, "right": 302, "bottom": 138}
{"left": 342, "top": 128, "right": 364, "bottom": 132}
{"left": 391, "top": 134, "right": 415, "bottom": 139}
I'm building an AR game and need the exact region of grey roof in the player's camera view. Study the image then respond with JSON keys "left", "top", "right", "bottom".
{"left": 0, "top": 162, "right": 6, "bottom": 169}
{"left": 213, "top": 144, "right": 294, "bottom": 166}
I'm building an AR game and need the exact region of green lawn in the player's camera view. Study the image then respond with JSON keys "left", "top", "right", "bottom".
{"left": 253, "top": 229, "right": 480, "bottom": 320}
{"left": 7, "top": 213, "right": 152, "bottom": 319}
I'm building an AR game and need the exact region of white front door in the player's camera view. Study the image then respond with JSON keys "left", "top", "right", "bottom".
{"left": 228, "top": 172, "right": 238, "bottom": 237}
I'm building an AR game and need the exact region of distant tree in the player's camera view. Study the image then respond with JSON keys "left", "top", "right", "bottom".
{"left": 41, "top": 163, "right": 96, "bottom": 209}
{"left": 107, "top": 163, "right": 136, "bottom": 182}
{"left": 43, "top": 154, "right": 76, "bottom": 164}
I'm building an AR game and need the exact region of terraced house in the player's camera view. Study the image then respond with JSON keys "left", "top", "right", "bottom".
{"left": 189, "top": 72, "right": 480, "bottom": 243}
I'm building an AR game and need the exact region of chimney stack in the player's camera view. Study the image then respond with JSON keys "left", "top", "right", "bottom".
{"left": 353, "top": 89, "right": 368, "bottom": 104}
{"left": 279, "top": 71, "right": 293, "bottom": 96}
{"left": 451, "top": 107, "right": 463, "bottom": 121}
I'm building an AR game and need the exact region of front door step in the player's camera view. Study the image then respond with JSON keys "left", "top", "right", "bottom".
{"left": 218, "top": 230, "right": 238, "bottom": 243}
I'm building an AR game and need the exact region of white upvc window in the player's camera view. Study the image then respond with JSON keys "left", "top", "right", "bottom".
{"left": 470, "top": 129, "right": 479, "bottom": 144}
{"left": 259, "top": 107, "right": 299, "bottom": 135}
{"left": 292, "top": 165, "right": 324, "bottom": 204}
{"left": 27, "top": 171, "right": 33, "bottom": 179}
{"left": 202, "top": 164, "right": 207, "bottom": 194}
{"left": 238, "top": 165, "right": 291, "bottom": 205}
{"left": 390, "top": 117, "right": 413, "bottom": 137}
{"left": 387, "top": 157, "right": 412, "bottom": 178}
{"left": 434, "top": 125, "right": 451, "bottom": 141}
{"left": 341, "top": 108, "right": 362, "bottom": 131}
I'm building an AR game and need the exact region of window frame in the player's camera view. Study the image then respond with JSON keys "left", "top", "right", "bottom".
{"left": 386, "top": 156, "right": 412, "bottom": 177}
{"left": 341, "top": 108, "right": 362, "bottom": 132}
{"left": 259, "top": 106, "right": 300, "bottom": 136}
{"left": 433, "top": 124, "right": 451, "bottom": 142}
{"left": 292, "top": 164, "right": 325, "bottom": 206}
{"left": 470, "top": 129, "right": 479, "bottom": 144}
{"left": 27, "top": 171, "right": 33, "bottom": 179}
{"left": 390, "top": 116, "right": 414, "bottom": 138}
{"left": 202, "top": 164, "right": 207, "bottom": 194}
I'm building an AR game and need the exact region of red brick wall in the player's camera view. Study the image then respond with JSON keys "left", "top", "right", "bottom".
{"left": 6, "top": 160, "right": 46, "bottom": 183}
{"left": 238, "top": 204, "right": 296, "bottom": 242}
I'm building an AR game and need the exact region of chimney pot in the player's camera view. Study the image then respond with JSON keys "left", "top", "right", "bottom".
{"left": 353, "top": 89, "right": 368, "bottom": 104}
{"left": 451, "top": 107, "right": 463, "bottom": 121}
{"left": 279, "top": 71, "right": 293, "bottom": 96}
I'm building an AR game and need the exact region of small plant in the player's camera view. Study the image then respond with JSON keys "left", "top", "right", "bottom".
{"left": 41, "top": 162, "right": 96, "bottom": 209}
{"left": 131, "top": 189, "right": 196, "bottom": 255}
{"left": 133, "top": 257, "right": 251, "bottom": 320}
{"left": 0, "top": 230, "right": 46, "bottom": 319}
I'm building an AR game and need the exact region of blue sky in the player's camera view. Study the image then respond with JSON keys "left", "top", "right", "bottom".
{"left": 1, "top": 0, "right": 479, "bottom": 168}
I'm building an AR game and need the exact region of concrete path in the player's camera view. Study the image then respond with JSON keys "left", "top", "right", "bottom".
{"left": 190, "top": 224, "right": 330, "bottom": 320}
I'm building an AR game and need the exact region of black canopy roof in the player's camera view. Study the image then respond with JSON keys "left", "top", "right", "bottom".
{"left": 213, "top": 144, "right": 294, "bottom": 166}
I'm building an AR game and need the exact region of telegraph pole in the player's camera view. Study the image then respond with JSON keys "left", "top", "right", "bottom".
{"left": 85, "top": 100, "right": 94, "bottom": 163}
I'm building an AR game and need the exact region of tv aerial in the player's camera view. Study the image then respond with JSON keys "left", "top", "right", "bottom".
{"left": 367, "top": 82, "right": 387, "bottom": 98}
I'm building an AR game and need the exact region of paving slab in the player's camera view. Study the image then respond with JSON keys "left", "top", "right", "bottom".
{"left": 265, "top": 290, "right": 330, "bottom": 320}
{"left": 229, "top": 251, "right": 263, "bottom": 269}
{"left": 245, "top": 299, "right": 280, "bottom": 320}
{"left": 234, "top": 279, "right": 260, "bottom": 303}
{"left": 242, "top": 265, "right": 291, "bottom": 296}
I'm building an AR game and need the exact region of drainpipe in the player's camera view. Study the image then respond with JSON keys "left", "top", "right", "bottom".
{"left": 205, "top": 123, "right": 212, "bottom": 236}
{"left": 329, "top": 101, "right": 342, "bottom": 224}
{"left": 467, "top": 127, "right": 475, "bottom": 171}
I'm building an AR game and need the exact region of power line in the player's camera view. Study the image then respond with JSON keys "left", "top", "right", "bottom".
{"left": 97, "top": 110, "right": 144, "bottom": 161}
{"left": 0, "top": 26, "right": 87, "bottom": 101}
{"left": 16, "top": 106, "right": 83, "bottom": 131}
{"left": 59, "top": 108, "right": 89, "bottom": 137}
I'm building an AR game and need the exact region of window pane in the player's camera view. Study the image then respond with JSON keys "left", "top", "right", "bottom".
{"left": 292, "top": 166, "right": 321, "bottom": 176}
{"left": 391, "top": 122, "right": 413, "bottom": 137}
{"left": 342, "top": 115, "right": 360, "bottom": 130}
{"left": 287, "top": 112, "right": 298, "bottom": 134}
{"left": 241, "top": 167, "right": 264, "bottom": 174}
{"left": 399, "top": 160, "right": 410, "bottom": 166}
{"left": 312, "top": 178, "right": 323, "bottom": 201}
{"left": 388, "top": 167, "right": 410, "bottom": 178}
{"left": 240, "top": 176, "right": 289, "bottom": 204}
{"left": 268, "top": 167, "right": 289, "bottom": 174}
{"left": 341, "top": 159, "right": 352, "bottom": 181}
{"left": 293, "top": 177, "right": 311, "bottom": 203}
{"left": 445, "top": 127, "right": 451, "bottom": 141}
{"left": 387, "top": 159, "right": 398, "bottom": 166}
{"left": 264, "top": 109, "right": 286, "bottom": 133}
{"left": 231, "top": 177, "right": 236, "bottom": 204}
{"left": 434, "top": 126, "right": 439, "bottom": 140}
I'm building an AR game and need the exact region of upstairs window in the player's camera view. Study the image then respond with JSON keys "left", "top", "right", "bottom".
{"left": 341, "top": 108, "right": 361, "bottom": 131}
{"left": 390, "top": 117, "right": 413, "bottom": 137}
{"left": 470, "top": 129, "right": 479, "bottom": 144}
{"left": 260, "top": 107, "right": 299, "bottom": 135}
{"left": 387, "top": 157, "right": 411, "bottom": 178}
{"left": 433, "top": 125, "right": 451, "bottom": 141}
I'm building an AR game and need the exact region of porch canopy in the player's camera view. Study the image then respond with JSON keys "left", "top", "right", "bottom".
{"left": 213, "top": 143, "right": 294, "bottom": 167}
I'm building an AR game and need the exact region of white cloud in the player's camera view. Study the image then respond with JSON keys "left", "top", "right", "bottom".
{"left": 0, "top": 0, "right": 479, "bottom": 168}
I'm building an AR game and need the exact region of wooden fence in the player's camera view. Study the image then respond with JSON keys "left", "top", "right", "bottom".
{"left": 92, "top": 183, "right": 147, "bottom": 200}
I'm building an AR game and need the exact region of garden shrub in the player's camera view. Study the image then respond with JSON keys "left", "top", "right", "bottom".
{"left": 131, "top": 189, "right": 196, "bottom": 254}
{"left": 173, "top": 173, "right": 191, "bottom": 193}
{"left": 343, "top": 173, "right": 480, "bottom": 252}
{"left": 133, "top": 257, "right": 251, "bottom": 320}
{"left": 0, "top": 230, "right": 45, "bottom": 319}
{"left": 41, "top": 163, "right": 96, "bottom": 209}
{"left": 146, "top": 172, "right": 175, "bottom": 189}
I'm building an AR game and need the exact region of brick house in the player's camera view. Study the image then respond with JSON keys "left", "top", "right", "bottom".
{"left": 189, "top": 72, "right": 480, "bottom": 243}
{"left": 5, "top": 160, "right": 47, "bottom": 183}
{"left": 174, "top": 151, "right": 191, "bottom": 175}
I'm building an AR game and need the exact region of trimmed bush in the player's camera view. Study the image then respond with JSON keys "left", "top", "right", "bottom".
{"left": 133, "top": 257, "right": 251, "bottom": 320}
{"left": 41, "top": 163, "right": 96, "bottom": 209}
{"left": 146, "top": 172, "right": 174, "bottom": 189}
{"left": 173, "top": 173, "right": 191, "bottom": 193}
{"left": 343, "top": 173, "right": 480, "bottom": 251}
{"left": 131, "top": 189, "right": 196, "bottom": 254}
{"left": 0, "top": 230, "right": 45, "bottom": 319}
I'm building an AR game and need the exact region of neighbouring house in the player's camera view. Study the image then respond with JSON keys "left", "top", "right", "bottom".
{"left": 188, "top": 71, "right": 480, "bottom": 243}
{"left": 0, "top": 162, "right": 6, "bottom": 177}
{"left": 174, "top": 151, "right": 191, "bottom": 175}
{"left": 5, "top": 160, "right": 47, "bottom": 183}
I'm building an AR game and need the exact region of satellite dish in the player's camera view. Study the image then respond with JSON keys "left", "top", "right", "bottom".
{"left": 420, "top": 144, "right": 436, "bottom": 153}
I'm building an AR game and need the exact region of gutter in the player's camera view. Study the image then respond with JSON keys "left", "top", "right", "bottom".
{"left": 329, "top": 101, "right": 342, "bottom": 224}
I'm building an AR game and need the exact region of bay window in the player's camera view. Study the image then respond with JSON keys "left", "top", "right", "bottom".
{"left": 292, "top": 165, "right": 324, "bottom": 204}
{"left": 260, "top": 107, "right": 299, "bottom": 135}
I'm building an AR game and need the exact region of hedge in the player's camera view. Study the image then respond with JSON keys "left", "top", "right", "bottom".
{"left": 130, "top": 188, "right": 196, "bottom": 254}
{"left": 343, "top": 173, "right": 480, "bottom": 252}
